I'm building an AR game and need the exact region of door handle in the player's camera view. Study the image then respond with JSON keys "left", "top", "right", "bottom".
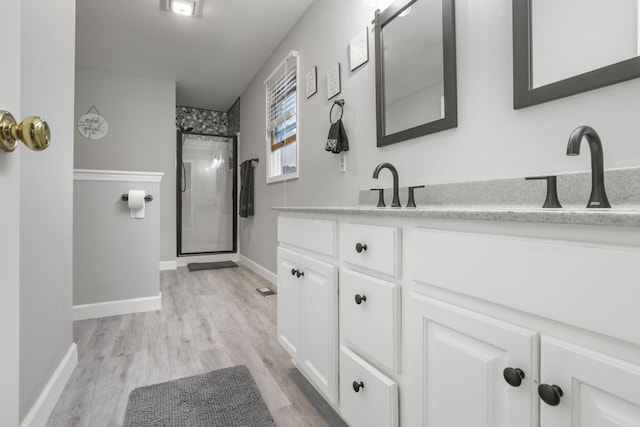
{"left": 0, "top": 110, "right": 50, "bottom": 152}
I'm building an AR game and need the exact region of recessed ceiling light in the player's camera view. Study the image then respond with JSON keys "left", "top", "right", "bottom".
{"left": 171, "top": 0, "right": 195, "bottom": 16}
{"left": 159, "top": 0, "right": 203, "bottom": 18}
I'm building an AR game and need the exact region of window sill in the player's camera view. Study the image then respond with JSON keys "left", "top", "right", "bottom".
{"left": 267, "top": 171, "right": 299, "bottom": 185}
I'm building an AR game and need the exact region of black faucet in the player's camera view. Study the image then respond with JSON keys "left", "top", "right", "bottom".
{"left": 566, "top": 125, "right": 611, "bottom": 208}
{"left": 373, "top": 162, "right": 401, "bottom": 207}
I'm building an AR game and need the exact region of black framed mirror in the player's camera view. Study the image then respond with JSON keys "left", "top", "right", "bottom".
{"left": 513, "top": 0, "right": 640, "bottom": 109}
{"left": 375, "top": 0, "right": 457, "bottom": 147}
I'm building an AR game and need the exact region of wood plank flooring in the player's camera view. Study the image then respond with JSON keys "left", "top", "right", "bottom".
{"left": 46, "top": 266, "right": 330, "bottom": 427}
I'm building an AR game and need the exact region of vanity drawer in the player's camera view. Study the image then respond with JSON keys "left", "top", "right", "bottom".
{"left": 340, "top": 269, "right": 401, "bottom": 372}
{"left": 339, "top": 346, "right": 399, "bottom": 427}
{"left": 340, "top": 223, "right": 400, "bottom": 277}
{"left": 278, "top": 216, "right": 336, "bottom": 257}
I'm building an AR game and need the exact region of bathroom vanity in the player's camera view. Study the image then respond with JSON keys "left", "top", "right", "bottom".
{"left": 275, "top": 205, "right": 640, "bottom": 427}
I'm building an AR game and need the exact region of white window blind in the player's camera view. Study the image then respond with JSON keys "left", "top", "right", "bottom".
{"left": 265, "top": 51, "right": 299, "bottom": 181}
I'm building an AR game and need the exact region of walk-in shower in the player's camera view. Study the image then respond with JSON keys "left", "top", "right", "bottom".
{"left": 177, "top": 131, "right": 237, "bottom": 255}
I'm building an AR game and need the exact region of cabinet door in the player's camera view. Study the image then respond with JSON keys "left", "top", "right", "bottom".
{"left": 300, "top": 254, "right": 338, "bottom": 404}
{"left": 408, "top": 293, "right": 539, "bottom": 427}
{"left": 540, "top": 336, "right": 640, "bottom": 427}
{"left": 277, "top": 247, "right": 302, "bottom": 359}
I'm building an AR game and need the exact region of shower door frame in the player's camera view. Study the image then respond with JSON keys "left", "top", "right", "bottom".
{"left": 176, "top": 130, "right": 238, "bottom": 256}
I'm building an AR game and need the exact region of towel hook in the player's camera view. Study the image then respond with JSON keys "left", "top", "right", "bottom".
{"left": 330, "top": 99, "right": 345, "bottom": 124}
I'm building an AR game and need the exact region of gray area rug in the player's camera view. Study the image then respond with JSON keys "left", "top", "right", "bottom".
{"left": 124, "top": 365, "right": 276, "bottom": 427}
{"left": 187, "top": 261, "right": 238, "bottom": 271}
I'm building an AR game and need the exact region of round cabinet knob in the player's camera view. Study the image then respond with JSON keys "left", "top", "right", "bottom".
{"left": 538, "top": 384, "right": 563, "bottom": 406}
{"left": 354, "top": 294, "right": 367, "bottom": 305}
{"left": 296, "top": 270, "right": 304, "bottom": 278}
{"left": 355, "top": 243, "right": 368, "bottom": 253}
{"left": 291, "top": 268, "right": 297, "bottom": 276}
{"left": 352, "top": 381, "right": 364, "bottom": 392}
{"left": 503, "top": 367, "right": 525, "bottom": 387}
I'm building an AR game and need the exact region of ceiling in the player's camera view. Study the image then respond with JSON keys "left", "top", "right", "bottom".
{"left": 76, "top": 0, "right": 315, "bottom": 111}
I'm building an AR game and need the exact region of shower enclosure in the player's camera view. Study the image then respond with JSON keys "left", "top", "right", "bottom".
{"left": 177, "top": 131, "right": 237, "bottom": 255}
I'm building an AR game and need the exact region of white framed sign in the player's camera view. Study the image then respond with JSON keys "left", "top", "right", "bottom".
{"left": 349, "top": 27, "right": 369, "bottom": 71}
{"left": 327, "top": 63, "right": 341, "bottom": 100}
{"left": 306, "top": 66, "right": 317, "bottom": 99}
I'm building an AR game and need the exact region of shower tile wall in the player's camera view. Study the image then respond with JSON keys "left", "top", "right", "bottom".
{"left": 176, "top": 106, "right": 229, "bottom": 135}
{"left": 227, "top": 98, "right": 240, "bottom": 135}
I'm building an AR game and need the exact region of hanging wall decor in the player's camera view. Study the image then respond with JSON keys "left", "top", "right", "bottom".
{"left": 306, "top": 66, "right": 318, "bottom": 99}
{"left": 327, "top": 63, "right": 341, "bottom": 100}
{"left": 349, "top": 27, "right": 369, "bottom": 71}
{"left": 77, "top": 105, "right": 109, "bottom": 140}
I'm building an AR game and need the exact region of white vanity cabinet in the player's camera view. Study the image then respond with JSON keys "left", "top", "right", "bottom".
{"left": 276, "top": 217, "right": 338, "bottom": 405}
{"left": 276, "top": 209, "right": 640, "bottom": 427}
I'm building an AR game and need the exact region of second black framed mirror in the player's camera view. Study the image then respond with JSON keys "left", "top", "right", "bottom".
{"left": 513, "top": 0, "right": 640, "bottom": 109}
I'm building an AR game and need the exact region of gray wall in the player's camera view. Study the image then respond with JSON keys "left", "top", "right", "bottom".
{"left": 74, "top": 67, "right": 177, "bottom": 262}
{"left": 74, "top": 177, "right": 161, "bottom": 305}
{"left": 239, "top": 0, "right": 640, "bottom": 274}
{"left": 19, "top": 0, "right": 75, "bottom": 420}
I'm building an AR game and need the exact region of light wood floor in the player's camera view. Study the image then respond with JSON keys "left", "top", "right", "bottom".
{"left": 46, "top": 265, "right": 330, "bottom": 427}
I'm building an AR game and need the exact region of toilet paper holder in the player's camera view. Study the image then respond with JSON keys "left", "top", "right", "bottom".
{"left": 121, "top": 194, "right": 153, "bottom": 202}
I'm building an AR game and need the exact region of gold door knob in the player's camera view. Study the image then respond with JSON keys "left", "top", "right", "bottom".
{"left": 0, "top": 110, "right": 51, "bottom": 152}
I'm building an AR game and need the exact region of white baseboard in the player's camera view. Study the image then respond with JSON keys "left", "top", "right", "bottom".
{"left": 159, "top": 260, "right": 177, "bottom": 271}
{"left": 239, "top": 255, "right": 277, "bottom": 285}
{"left": 20, "top": 343, "right": 78, "bottom": 427}
{"left": 73, "top": 292, "right": 162, "bottom": 321}
{"left": 176, "top": 253, "right": 240, "bottom": 267}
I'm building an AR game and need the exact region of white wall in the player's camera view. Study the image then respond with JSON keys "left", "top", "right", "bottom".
{"left": 19, "top": 0, "right": 75, "bottom": 421}
{"left": 74, "top": 67, "right": 177, "bottom": 262}
{"left": 239, "top": 0, "right": 640, "bottom": 274}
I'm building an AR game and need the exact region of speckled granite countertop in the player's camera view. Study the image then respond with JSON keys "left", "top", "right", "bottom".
{"left": 273, "top": 205, "right": 640, "bottom": 227}
{"left": 275, "top": 167, "right": 640, "bottom": 226}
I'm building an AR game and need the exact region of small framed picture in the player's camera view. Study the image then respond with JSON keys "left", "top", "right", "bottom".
{"left": 349, "top": 27, "right": 369, "bottom": 71}
{"left": 327, "top": 63, "right": 341, "bottom": 100}
{"left": 306, "top": 66, "right": 317, "bottom": 99}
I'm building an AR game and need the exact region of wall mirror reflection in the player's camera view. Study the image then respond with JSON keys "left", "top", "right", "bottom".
{"left": 513, "top": 0, "right": 640, "bottom": 109}
{"left": 375, "top": 0, "right": 457, "bottom": 147}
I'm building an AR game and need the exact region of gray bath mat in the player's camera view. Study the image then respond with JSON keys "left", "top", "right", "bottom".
{"left": 187, "top": 261, "right": 238, "bottom": 271}
{"left": 123, "top": 365, "right": 275, "bottom": 427}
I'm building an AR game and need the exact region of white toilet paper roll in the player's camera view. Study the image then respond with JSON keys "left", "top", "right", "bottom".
{"left": 128, "top": 190, "right": 146, "bottom": 219}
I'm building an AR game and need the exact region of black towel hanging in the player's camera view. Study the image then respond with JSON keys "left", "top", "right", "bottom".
{"left": 239, "top": 160, "right": 255, "bottom": 217}
{"left": 326, "top": 100, "right": 349, "bottom": 154}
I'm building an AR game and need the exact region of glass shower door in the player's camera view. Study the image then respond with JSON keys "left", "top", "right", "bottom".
{"left": 178, "top": 133, "right": 237, "bottom": 254}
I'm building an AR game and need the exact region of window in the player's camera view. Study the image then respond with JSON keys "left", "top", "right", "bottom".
{"left": 265, "top": 51, "right": 299, "bottom": 183}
